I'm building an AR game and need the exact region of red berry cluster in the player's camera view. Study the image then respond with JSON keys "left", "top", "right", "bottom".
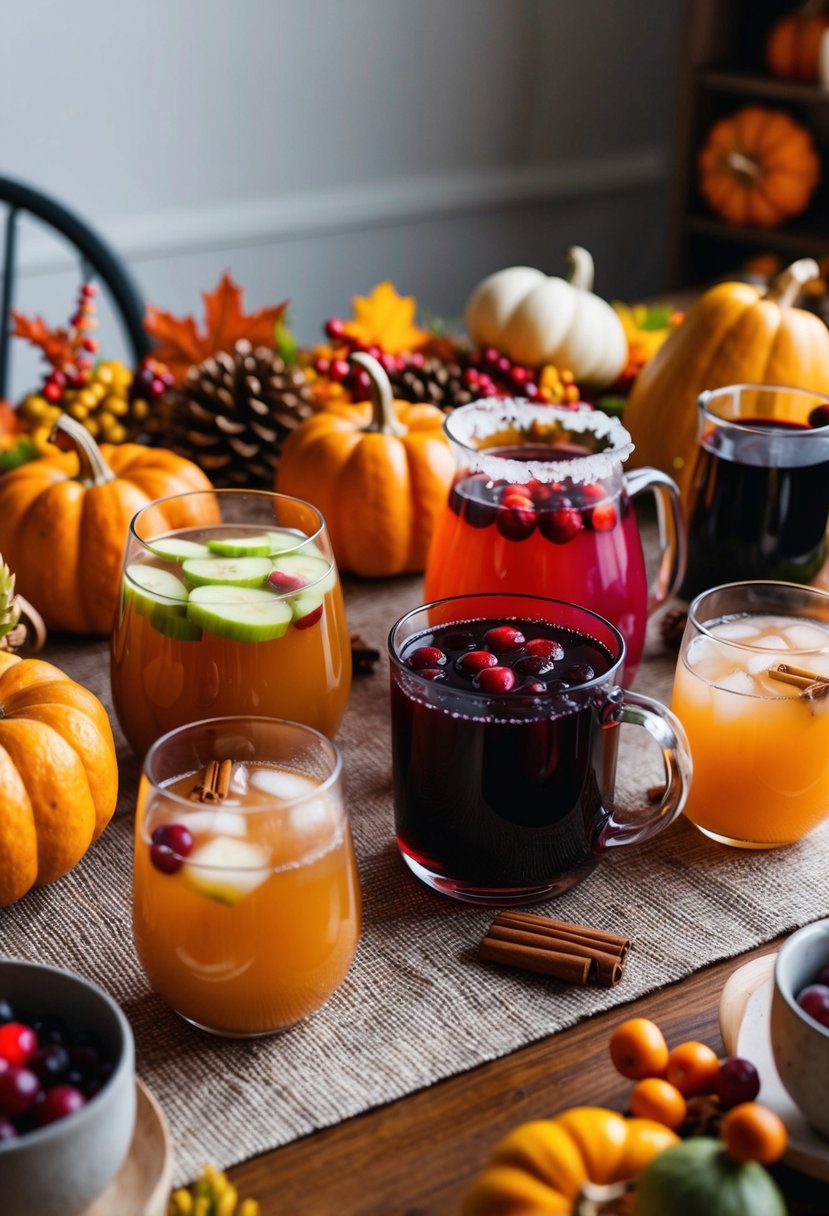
{"left": 41, "top": 283, "right": 99, "bottom": 402}
{"left": 450, "top": 474, "right": 622, "bottom": 544}
{"left": 131, "top": 356, "right": 174, "bottom": 405}
{"left": 150, "top": 822, "right": 194, "bottom": 875}
{"left": 0, "top": 1003, "right": 115, "bottom": 1140}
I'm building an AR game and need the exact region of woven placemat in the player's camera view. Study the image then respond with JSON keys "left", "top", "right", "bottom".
{"left": 2, "top": 577, "right": 827, "bottom": 1185}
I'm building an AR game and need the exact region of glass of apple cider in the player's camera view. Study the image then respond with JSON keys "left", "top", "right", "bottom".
{"left": 111, "top": 489, "right": 351, "bottom": 755}
{"left": 133, "top": 716, "right": 361, "bottom": 1036}
{"left": 671, "top": 581, "right": 829, "bottom": 848}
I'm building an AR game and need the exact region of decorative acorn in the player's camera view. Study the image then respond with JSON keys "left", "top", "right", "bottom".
{"left": 160, "top": 339, "right": 315, "bottom": 486}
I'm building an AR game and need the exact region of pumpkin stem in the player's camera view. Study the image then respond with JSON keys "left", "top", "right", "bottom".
{"left": 725, "top": 150, "right": 761, "bottom": 185}
{"left": 566, "top": 245, "right": 595, "bottom": 291}
{"left": 351, "top": 353, "right": 408, "bottom": 437}
{"left": 50, "top": 414, "right": 117, "bottom": 487}
{"left": 765, "top": 257, "right": 821, "bottom": 307}
{"left": 573, "top": 1179, "right": 635, "bottom": 1214}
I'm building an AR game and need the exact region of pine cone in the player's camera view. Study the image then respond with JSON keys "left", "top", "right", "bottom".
{"left": 161, "top": 339, "right": 314, "bottom": 487}
{"left": 387, "top": 354, "right": 474, "bottom": 411}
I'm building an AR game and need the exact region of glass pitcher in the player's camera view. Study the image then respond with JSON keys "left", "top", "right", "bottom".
{"left": 423, "top": 399, "right": 685, "bottom": 677}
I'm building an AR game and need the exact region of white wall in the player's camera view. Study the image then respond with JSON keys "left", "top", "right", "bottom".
{"left": 1, "top": 0, "right": 683, "bottom": 397}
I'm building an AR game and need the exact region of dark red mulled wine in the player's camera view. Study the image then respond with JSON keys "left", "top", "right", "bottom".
{"left": 390, "top": 614, "right": 622, "bottom": 903}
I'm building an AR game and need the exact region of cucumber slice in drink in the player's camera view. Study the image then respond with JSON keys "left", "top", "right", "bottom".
{"left": 149, "top": 607, "right": 203, "bottom": 642}
{"left": 206, "top": 534, "right": 273, "bottom": 557}
{"left": 146, "top": 537, "right": 211, "bottom": 562}
{"left": 124, "top": 564, "right": 190, "bottom": 617}
{"left": 182, "top": 556, "right": 272, "bottom": 588}
{"left": 271, "top": 552, "right": 335, "bottom": 593}
{"left": 187, "top": 585, "right": 293, "bottom": 641}
{"left": 268, "top": 528, "right": 307, "bottom": 555}
{"left": 184, "top": 836, "right": 271, "bottom": 905}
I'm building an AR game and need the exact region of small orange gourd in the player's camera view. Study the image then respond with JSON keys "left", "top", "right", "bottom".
{"left": 624, "top": 258, "right": 829, "bottom": 502}
{"left": 462, "top": 1107, "right": 679, "bottom": 1215}
{"left": 0, "top": 649, "right": 118, "bottom": 906}
{"left": 698, "top": 106, "right": 820, "bottom": 228}
{"left": 765, "top": 3, "right": 829, "bottom": 82}
{"left": 0, "top": 416, "right": 218, "bottom": 634}
{"left": 276, "top": 353, "right": 454, "bottom": 577}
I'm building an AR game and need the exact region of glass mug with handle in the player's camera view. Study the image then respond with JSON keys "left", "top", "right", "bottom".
{"left": 423, "top": 400, "right": 685, "bottom": 679}
{"left": 681, "top": 383, "right": 829, "bottom": 600}
{"left": 389, "top": 592, "right": 692, "bottom": 904}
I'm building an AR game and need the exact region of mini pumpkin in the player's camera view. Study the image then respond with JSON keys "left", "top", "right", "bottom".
{"left": 462, "top": 1106, "right": 679, "bottom": 1215}
{"left": 464, "top": 246, "right": 628, "bottom": 388}
{"left": 276, "top": 353, "right": 454, "bottom": 577}
{"left": 765, "top": 4, "right": 829, "bottom": 82}
{"left": 634, "top": 1137, "right": 786, "bottom": 1216}
{"left": 0, "top": 649, "right": 118, "bottom": 906}
{"left": 624, "top": 257, "right": 829, "bottom": 502}
{"left": 0, "top": 415, "right": 218, "bottom": 635}
{"left": 697, "top": 106, "right": 820, "bottom": 228}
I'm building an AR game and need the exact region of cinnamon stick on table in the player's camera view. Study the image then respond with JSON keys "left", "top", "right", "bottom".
{"left": 479, "top": 912, "right": 631, "bottom": 988}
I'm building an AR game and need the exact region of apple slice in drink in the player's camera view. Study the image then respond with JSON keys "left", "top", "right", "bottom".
{"left": 146, "top": 537, "right": 212, "bottom": 562}
{"left": 184, "top": 836, "right": 271, "bottom": 905}
{"left": 206, "top": 534, "right": 274, "bottom": 557}
{"left": 181, "top": 556, "right": 272, "bottom": 588}
{"left": 125, "top": 564, "right": 189, "bottom": 617}
{"left": 270, "top": 552, "right": 335, "bottom": 593}
{"left": 186, "top": 585, "right": 293, "bottom": 641}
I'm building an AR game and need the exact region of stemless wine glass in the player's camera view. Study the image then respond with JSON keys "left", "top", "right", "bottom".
{"left": 423, "top": 399, "right": 685, "bottom": 678}
{"left": 133, "top": 716, "right": 361, "bottom": 1037}
{"left": 672, "top": 580, "right": 829, "bottom": 848}
{"left": 111, "top": 489, "right": 351, "bottom": 755}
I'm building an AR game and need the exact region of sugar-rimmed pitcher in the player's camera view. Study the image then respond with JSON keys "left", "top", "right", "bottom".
{"left": 423, "top": 400, "right": 685, "bottom": 677}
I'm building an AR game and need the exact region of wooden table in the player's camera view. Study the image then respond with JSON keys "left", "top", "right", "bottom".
{"left": 228, "top": 936, "right": 829, "bottom": 1214}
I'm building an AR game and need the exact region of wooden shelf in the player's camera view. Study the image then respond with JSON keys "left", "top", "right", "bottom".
{"left": 684, "top": 214, "right": 829, "bottom": 257}
{"left": 697, "top": 68, "right": 829, "bottom": 106}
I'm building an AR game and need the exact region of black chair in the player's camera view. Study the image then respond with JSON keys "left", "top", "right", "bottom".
{"left": 0, "top": 175, "right": 150, "bottom": 398}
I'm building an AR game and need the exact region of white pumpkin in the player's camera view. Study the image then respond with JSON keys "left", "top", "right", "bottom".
{"left": 464, "top": 246, "right": 628, "bottom": 388}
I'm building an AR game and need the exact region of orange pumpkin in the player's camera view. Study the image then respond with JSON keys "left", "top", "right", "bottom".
{"left": 766, "top": 6, "right": 829, "bottom": 82}
{"left": 0, "top": 416, "right": 218, "bottom": 635}
{"left": 0, "top": 650, "right": 118, "bottom": 906}
{"left": 698, "top": 106, "right": 819, "bottom": 228}
{"left": 276, "top": 353, "right": 454, "bottom": 577}
{"left": 624, "top": 258, "right": 829, "bottom": 503}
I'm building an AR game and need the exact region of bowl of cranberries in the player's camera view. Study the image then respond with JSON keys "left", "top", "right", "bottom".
{"left": 0, "top": 959, "right": 135, "bottom": 1216}
{"left": 771, "top": 917, "right": 829, "bottom": 1142}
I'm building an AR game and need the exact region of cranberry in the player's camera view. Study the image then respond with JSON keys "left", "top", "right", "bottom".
{"left": 578, "top": 482, "right": 606, "bottom": 505}
{"left": 457, "top": 650, "right": 498, "bottom": 675}
{"left": 477, "top": 666, "right": 516, "bottom": 693}
{"left": 268, "top": 570, "right": 306, "bottom": 593}
{"left": 30, "top": 1045, "right": 69, "bottom": 1086}
{"left": 561, "top": 663, "right": 595, "bottom": 684}
{"left": 809, "top": 404, "right": 829, "bottom": 429}
{"left": 0, "top": 1120, "right": 16, "bottom": 1141}
{"left": 0, "top": 1067, "right": 40, "bottom": 1118}
{"left": 484, "top": 626, "right": 526, "bottom": 654}
{"left": 496, "top": 503, "right": 536, "bottom": 541}
{"left": 151, "top": 823, "right": 193, "bottom": 858}
{"left": 0, "top": 1022, "right": 38, "bottom": 1066}
{"left": 408, "top": 646, "right": 447, "bottom": 670}
{"left": 324, "top": 317, "right": 346, "bottom": 341}
{"left": 539, "top": 506, "right": 582, "bottom": 544}
{"left": 525, "top": 638, "right": 564, "bottom": 660}
{"left": 586, "top": 503, "right": 618, "bottom": 532}
{"left": 440, "top": 630, "right": 476, "bottom": 651}
{"left": 418, "top": 668, "right": 446, "bottom": 681}
{"left": 36, "top": 1085, "right": 85, "bottom": 1126}
{"left": 500, "top": 489, "right": 534, "bottom": 511}
{"left": 515, "top": 655, "right": 556, "bottom": 678}
{"left": 797, "top": 984, "right": 829, "bottom": 1028}
{"left": 523, "top": 682, "right": 548, "bottom": 694}
{"left": 150, "top": 843, "right": 183, "bottom": 875}
{"left": 715, "top": 1057, "right": 760, "bottom": 1109}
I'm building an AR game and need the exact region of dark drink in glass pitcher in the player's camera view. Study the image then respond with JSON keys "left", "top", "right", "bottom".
{"left": 682, "top": 385, "right": 829, "bottom": 599}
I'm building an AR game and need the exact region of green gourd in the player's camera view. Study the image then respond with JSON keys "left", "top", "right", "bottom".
{"left": 634, "top": 1139, "right": 786, "bottom": 1216}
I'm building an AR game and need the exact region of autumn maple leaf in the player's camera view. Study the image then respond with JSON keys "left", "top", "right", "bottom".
{"left": 144, "top": 272, "right": 289, "bottom": 384}
{"left": 10, "top": 314, "right": 75, "bottom": 369}
{"left": 342, "top": 282, "right": 428, "bottom": 355}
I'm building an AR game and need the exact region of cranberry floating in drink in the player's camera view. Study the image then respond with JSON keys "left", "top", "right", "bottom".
{"left": 389, "top": 593, "right": 692, "bottom": 904}
{"left": 682, "top": 384, "right": 829, "bottom": 599}
{"left": 423, "top": 401, "right": 685, "bottom": 679}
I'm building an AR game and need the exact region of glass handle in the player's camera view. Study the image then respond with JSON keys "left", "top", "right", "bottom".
{"left": 594, "top": 687, "right": 692, "bottom": 851}
{"left": 624, "top": 466, "right": 687, "bottom": 611}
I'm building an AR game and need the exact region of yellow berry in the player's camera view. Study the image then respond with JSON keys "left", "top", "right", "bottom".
{"left": 77, "top": 389, "right": 97, "bottom": 409}
{"left": 107, "top": 396, "right": 129, "bottom": 417}
{"left": 132, "top": 399, "right": 150, "bottom": 421}
{"left": 90, "top": 381, "right": 107, "bottom": 402}
{"left": 96, "top": 365, "right": 114, "bottom": 386}
{"left": 84, "top": 417, "right": 100, "bottom": 437}
{"left": 107, "top": 423, "right": 127, "bottom": 443}
{"left": 67, "top": 402, "right": 89, "bottom": 421}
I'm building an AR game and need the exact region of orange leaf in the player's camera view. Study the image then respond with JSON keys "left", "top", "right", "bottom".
{"left": 10, "top": 313, "right": 75, "bottom": 368}
{"left": 342, "top": 281, "right": 428, "bottom": 355}
{"left": 144, "top": 272, "right": 289, "bottom": 383}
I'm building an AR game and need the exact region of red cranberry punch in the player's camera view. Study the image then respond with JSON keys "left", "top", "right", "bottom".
{"left": 423, "top": 400, "right": 686, "bottom": 679}
{"left": 389, "top": 593, "right": 692, "bottom": 904}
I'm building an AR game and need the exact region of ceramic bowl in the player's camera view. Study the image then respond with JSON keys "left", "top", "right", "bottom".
{"left": 771, "top": 919, "right": 829, "bottom": 1141}
{"left": 0, "top": 959, "right": 135, "bottom": 1216}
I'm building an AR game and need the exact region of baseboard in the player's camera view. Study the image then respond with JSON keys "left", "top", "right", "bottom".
{"left": 17, "top": 146, "right": 667, "bottom": 276}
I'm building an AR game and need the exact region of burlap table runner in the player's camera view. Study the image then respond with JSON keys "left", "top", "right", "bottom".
{"left": 2, "top": 577, "right": 827, "bottom": 1186}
